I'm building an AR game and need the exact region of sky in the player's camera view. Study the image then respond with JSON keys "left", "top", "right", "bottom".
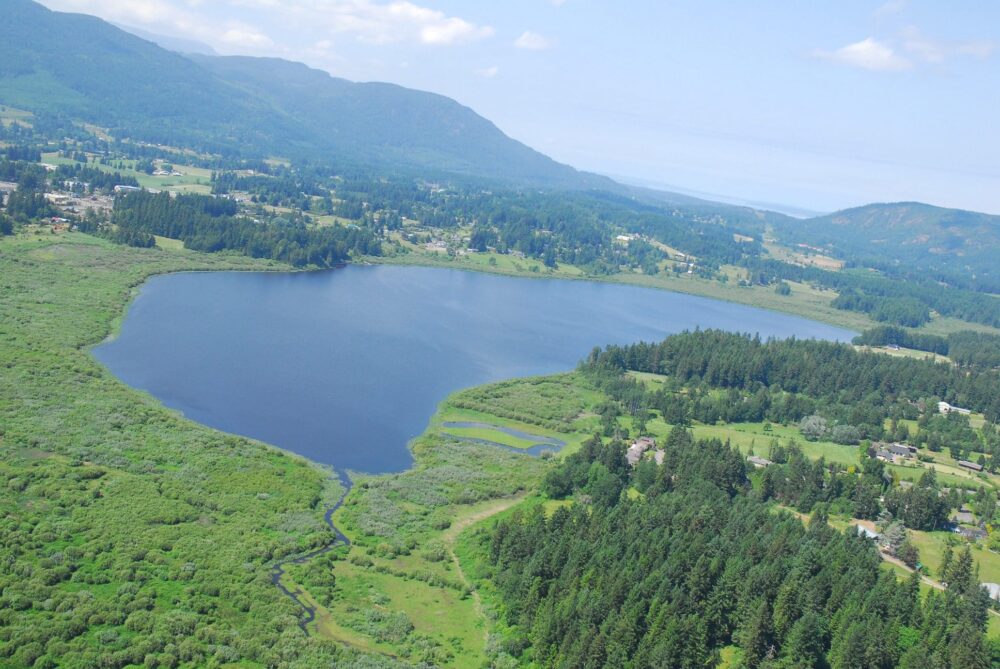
{"left": 37, "top": 0, "right": 1000, "bottom": 215}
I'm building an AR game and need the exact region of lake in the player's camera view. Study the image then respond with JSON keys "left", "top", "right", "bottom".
{"left": 93, "top": 265, "right": 854, "bottom": 473}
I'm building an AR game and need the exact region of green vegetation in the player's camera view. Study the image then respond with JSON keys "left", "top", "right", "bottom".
{"left": 3, "top": 231, "right": 1000, "bottom": 667}
{"left": 479, "top": 431, "right": 994, "bottom": 668}
{"left": 0, "top": 0, "right": 595, "bottom": 187}
{"left": 0, "top": 233, "right": 410, "bottom": 668}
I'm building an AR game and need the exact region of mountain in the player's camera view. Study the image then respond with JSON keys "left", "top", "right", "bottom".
{"left": 0, "top": 0, "right": 606, "bottom": 188}
{"left": 774, "top": 201, "right": 1000, "bottom": 286}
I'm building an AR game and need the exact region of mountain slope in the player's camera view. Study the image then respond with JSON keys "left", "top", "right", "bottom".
{"left": 774, "top": 201, "right": 1000, "bottom": 287}
{"left": 0, "top": 0, "right": 601, "bottom": 187}
{"left": 190, "top": 55, "right": 605, "bottom": 186}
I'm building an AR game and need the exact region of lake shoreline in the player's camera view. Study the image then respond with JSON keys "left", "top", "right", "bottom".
{"left": 363, "top": 251, "right": 875, "bottom": 334}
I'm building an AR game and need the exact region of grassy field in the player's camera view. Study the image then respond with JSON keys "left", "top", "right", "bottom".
{"left": 153, "top": 234, "right": 185, "bottom": 251}
{"left": 0, "top": 105, "right": 33, "bottom": 127}
{"left": 41, "top": 151, "right": 213, "bottom": 194}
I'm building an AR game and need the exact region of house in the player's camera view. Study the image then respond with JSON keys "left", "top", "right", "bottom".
{"left": 626, "top": 437, "right": 656, "bottom": 466}
{"left": 876, "top": 442, "right": 916, "bottom": 461}
{"left": 958, "top": 460, "right": 984, "bottom": 472}
{"left": 653, "top": 450, "right": 665, "bottom": 466}
{"left": 890, "top": 443, "right": 917, "bottom": 456}
{"left": 939, "top": 401, "right": 972, "bottom": 416}
{"left": 875, "top": 448, "right": 897, "bottom": 464}
{"left": 855, "top": 525, "right": 881, "bottom": 540}
{"left": 747, "top": 455, "right": 773, "bottom": 468}
{"left": 114, "top": 185, "right": 141, "bottom": 193}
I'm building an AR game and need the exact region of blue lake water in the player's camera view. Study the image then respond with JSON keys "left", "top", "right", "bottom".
{"left": 93, "top": 265, "right": 854, "bottom": 473}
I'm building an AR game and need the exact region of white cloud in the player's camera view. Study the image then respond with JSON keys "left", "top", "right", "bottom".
{"left": 813, "top": 38, "right": 911, "bottom": 72}
{"left": 514, "top": 30, "right": 552, "bottom": 50}
{"left": 900, "top": 26, "right": 994, "bottom": 64}
{"left": 38, "top": 0, "right": 493, "bottom": 49}
{"left": 226, "top": 0, "right": 493, "bottom": 46}
{"left": 475, "top": 65, "right": 499, "bottom": 78}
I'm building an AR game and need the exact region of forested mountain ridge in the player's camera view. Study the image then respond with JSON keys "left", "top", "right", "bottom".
{"left": 0, "top": 0, "right": 600, "bottom": 187}
{"left": 775, "top": 201, "right": 1000, "bottom": 292}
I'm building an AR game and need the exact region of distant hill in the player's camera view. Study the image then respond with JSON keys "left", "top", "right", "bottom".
{"left": 774, "top": 201, "right": 1000, "bottom": 288}
{"left": 0, "top": 0, "right": 606, "bottom": 188}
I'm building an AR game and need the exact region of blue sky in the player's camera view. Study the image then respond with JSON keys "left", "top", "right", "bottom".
{"left": 39, "top": 0, "right": 1000, "bottom": 214}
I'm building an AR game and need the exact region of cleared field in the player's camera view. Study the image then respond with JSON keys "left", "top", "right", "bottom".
{"left": 40, "top": 152, "right": 213, "bottom": 194}
{"left": 905, "top": 529, "right": 1000, "bottom": 584}
{"left": 153, "top": 235, "right": 184, "bottom": 251}
{"left": 0, "top": 105, "right": 33, "bottom": 127}
{"left": 764, "top": 240, "right": 844, "bottom": 271}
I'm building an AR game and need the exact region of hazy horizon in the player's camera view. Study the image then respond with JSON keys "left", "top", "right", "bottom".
{"left": 37, "top": 0, "right": 1000, "bottom": 215}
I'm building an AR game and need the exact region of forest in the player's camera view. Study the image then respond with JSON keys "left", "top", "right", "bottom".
{"left": 486, "top": 430, "right": 993, "bottom": 668}
{"left": 101, "top": 190, "right": 381, "bottom": 266}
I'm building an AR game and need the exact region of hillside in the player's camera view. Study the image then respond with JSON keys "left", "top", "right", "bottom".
{"left": 774, "top": 201, "right": 1000, "bottom": 289}
{"left": 0, "top": 0, "right": 601, "bottom": 187}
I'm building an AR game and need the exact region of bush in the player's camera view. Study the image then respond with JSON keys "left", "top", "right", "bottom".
{"left": 799, "top": 415, "right": 829, "bottom": 441}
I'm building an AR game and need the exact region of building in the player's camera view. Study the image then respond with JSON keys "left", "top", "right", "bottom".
{"left": 114, "top": 185, "right": 142, "bottom": 194}
{"left": 875, "top": 442, "right": 916, "bottom": 462}
{"left": 875, "top": 448, "right": 892, "bottom": 463}
{"left": 855, "top": 525, "right": 881, "bottom": 540}
{"left": 747, "top": 455, "right": 773, "bottom": 468}
{"left": 939, "top": 401, "right": 972, "bottom": 416}
{"left": 626, "top": 437, "right": 656, "bottom": 466}
{"left": 958, "top": 460, "right": 984, "bottom": 472}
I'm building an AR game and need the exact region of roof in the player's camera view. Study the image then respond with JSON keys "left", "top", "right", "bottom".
{"left": 984, "top": 583, "right": 1000, "bottom": 601}
{"left": 855, "top": 525, "right": 880, "bottom": 540}
{"left": 626, "top": 444, "right": 646, "bottom": 466}
{"left": 747, "top": 455, "right": 773, "bottom": 468}
{"left": 958, "top": 460, "right": 984, "bottom": 471}
{"left": 953, "top": 511, "right": 976, "bottom": 524}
